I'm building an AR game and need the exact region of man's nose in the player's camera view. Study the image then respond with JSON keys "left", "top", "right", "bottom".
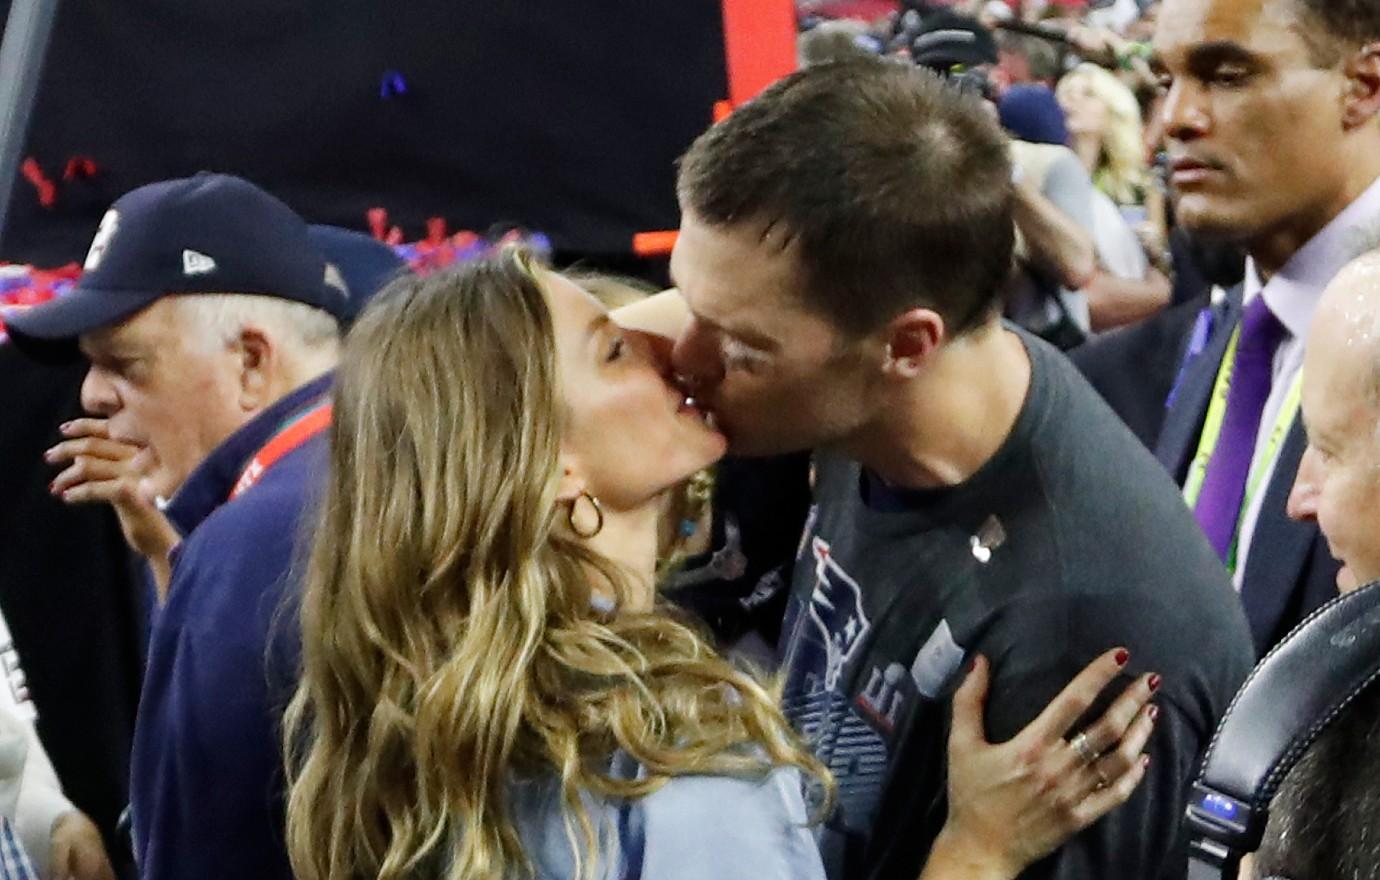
{"left": 671, "top": 323, "right": 725, "bottom": 393}
{"left": 80, "top": 366, "right": 119, "bottom": 417}
{"left": 1286, "top": 446, "right": 1321, "bottom": 522}
{"left": 1161, "top": 78, "right": 1211, "bottom": 144}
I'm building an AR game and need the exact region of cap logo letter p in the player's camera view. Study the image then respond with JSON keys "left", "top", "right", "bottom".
{"left": 84, "top": 209, "right": 120, "bottom": 271}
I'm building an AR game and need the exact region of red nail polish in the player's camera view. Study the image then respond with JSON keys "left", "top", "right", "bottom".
{"left": 1114, "top": 648, "right": 1130, "bottom": 666}
{"left": 1141, "top": 754, "right": 1151, "bottom": 769}
{"left": 1149, "top": 705, "right": 1160, "bottom": 722}
{"left": 1148, "top": 674, "right": 1162, "bottom": 692}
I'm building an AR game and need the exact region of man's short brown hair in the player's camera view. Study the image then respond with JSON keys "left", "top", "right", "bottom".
{"left": 677, "top": 59, "right": 1014, "bottom": 338}
{"left": 1298, "top": 0, "right": 1380, "bottom": 45}
{"left": 1294, "top": 0, "right": 1380, "bottom": 65}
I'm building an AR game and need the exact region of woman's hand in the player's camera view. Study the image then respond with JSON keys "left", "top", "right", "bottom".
{"left": 919, "top": 649, "right": 1159, "bottom": 880}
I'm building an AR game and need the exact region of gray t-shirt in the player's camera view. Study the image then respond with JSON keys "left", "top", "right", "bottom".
{"left": 778, "top": 329, "right": 1256, "bottom": 879}
{"left": 1008, "top": 145, "right": 1097, "bottom": 338}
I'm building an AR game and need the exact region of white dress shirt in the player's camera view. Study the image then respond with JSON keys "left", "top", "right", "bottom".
{"left": 1232, "top": 175, "right": 1380, "bottom": 589}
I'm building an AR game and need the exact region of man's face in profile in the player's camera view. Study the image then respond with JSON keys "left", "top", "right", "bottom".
{"left": 1153, "top": 0, "right": 1355, "bottom": 244}
{"left": 668, "top": 211, "right": 882, "bottom": 458}
{"left": 78, "top": 298, "right": 248, "bottom": 501}
{"left": 1289, "top": 257, "right": 1380, "bottom": 592}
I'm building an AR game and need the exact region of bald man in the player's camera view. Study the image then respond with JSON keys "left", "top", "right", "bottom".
{"left": 1243, "top": 248, "right": 1380, "bottom": 879}
{"left": 1287, "top": 250, "right": 1380, "bottom": 593}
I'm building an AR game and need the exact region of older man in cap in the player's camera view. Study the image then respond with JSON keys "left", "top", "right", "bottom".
{"left": 4, "top": 172, "right": 379, "bottom": 880}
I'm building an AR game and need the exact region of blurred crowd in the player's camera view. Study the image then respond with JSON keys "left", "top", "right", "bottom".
{"left": 800, "top": 0, "right": 1242, "bottom": 351}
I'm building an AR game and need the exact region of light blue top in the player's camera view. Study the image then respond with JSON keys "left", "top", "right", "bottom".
{"left": 510, "top": 765, "right": 825, "bottom": 879}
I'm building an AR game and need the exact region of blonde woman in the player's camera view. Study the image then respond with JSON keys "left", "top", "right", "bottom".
{"left": 285, "top": 252, "right": 1157, "bottom": 880}
{"left": 1058, "top": 63, "right": 1149, "bottom": 207}
{"left": 1058, "top": 63, "right": 1172, "bottom": 329}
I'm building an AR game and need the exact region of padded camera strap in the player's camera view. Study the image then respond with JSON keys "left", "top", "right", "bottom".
{"left": 1184, "top": 581, "right": 1380, "bottom": 879}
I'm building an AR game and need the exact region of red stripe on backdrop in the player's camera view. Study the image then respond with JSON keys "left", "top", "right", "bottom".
{"left": 810, "top": 0, "right": 899, "bottom": 20}
{"left": 628, "top": 2, "right": 796, "bottom": 258}
{"left": 720, "top": 0, "right": 797, "bottom": 107}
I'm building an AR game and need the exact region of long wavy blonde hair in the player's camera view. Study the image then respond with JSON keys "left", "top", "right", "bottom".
{"left": 284, "top": 251, "right": 827, "bottom": 880}
{"left": 1057, "top": 63, "right": 1148, "bottom": 206}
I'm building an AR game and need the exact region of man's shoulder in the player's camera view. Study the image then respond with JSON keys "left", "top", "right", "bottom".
{"left": 165, "top": 438, "right": 323, "bottom": 626}
{"left": 179, "top": 437, "right": 324, "bottom": 556}
{"left": 1071, "top": 298, "right": 1208, "bottom": 447}
{"left": 1029, "top": 334, "right": 1191, "bottom": 500}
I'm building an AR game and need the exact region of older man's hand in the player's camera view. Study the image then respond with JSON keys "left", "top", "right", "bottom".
{"left": 46, "top": 418, "right": 179, "bottom": 598}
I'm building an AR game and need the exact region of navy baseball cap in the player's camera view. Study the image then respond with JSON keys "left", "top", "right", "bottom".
{"left": 4, "top": 172, "right": 351, "bottom": 362}
{"left": 306, "top": 225, "right": 408, "bottom": 325}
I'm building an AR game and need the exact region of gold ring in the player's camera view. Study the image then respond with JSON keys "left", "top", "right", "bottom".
{"left": 1093, "top": 764, "right": 1111, "bottom": 790}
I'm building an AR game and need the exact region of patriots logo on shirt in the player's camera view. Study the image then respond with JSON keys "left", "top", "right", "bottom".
{"left": 807, "top": 536, "right": 872, "bottom": 691}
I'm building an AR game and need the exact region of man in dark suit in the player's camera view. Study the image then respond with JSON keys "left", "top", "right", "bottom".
{"left": 1080, "top": 0, "right": 1380, "bottom": 657}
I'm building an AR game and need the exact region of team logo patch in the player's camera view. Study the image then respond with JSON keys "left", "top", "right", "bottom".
{"left": 856, "top": 662, "right": 909, "bottom": 732}
{"left": 910, "top": 618, "right": 967, "bottom": 699}
{"left": 807, "top": 536, "right": 872, "bottom": 691}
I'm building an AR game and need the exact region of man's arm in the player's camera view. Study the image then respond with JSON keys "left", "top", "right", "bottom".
{"left": 1013, "top": 179, "right": 1097, "bottom": 292}
{"left": 982, "top": 658, "right": 1201, "bottom": 880}
{"left": 917, "top": 650, "right": 1156, "bottom": 880}
{"left": 1086, "top": 267, "right": 1172, "bottom": 332}
{"left": 612, "top": 288, "right": 691, "bottom": 339}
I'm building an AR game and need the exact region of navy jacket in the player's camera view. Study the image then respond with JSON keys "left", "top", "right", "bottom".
{"left": 130, "top": 375, "right": 330, "bottom": 880}
{"left": 1071, "top": 296, "right": 1206, "bottom": 449}
{"left": 1076, "top": 293, "right": 1338, "bottom": 656}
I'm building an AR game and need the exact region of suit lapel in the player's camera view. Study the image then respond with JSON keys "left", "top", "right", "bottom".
{"left": 1239, "top": 420, "right": 1318, "bottom": 654}
{"left": 1155, "top": 291, "right": 1242, "bottom": 480}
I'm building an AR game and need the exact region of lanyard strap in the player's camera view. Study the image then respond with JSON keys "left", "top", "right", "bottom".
{"left": 229, "top": 399, "right": 332, "bottom": 501}
{"left": 1182, "top": 326, "right": 1302, "bottom": 570}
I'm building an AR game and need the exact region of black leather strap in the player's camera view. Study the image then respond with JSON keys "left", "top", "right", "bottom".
{"left": 1184, "top": 580, "right": 1380, "bottom": 878}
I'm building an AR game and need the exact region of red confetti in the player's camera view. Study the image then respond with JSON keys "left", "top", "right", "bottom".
{"left": 366, "top": 207, "right": 389, "bottom": 241}
{"left": 426, "top": 217, "right": 447, "bottom": 246}
{"left": 20, "top": 159, "right": 57, "bottom": 208}
{"left": 62, "top": 156, "right": 99, "bottom": 181}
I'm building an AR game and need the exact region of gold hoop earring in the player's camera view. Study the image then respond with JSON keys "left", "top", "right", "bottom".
{"left": 568, "top": 491, "right": 604, "bottom": 539}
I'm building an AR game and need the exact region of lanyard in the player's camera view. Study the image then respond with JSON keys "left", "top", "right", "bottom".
{"left": 1182, "top": 325, "right": 1302, "bottom": 571}
{"left": 229, "top": 398, "right": 332, "bottom": 501}
{"left": 1166, "top": 306, "right": 1215, "bottom": 411}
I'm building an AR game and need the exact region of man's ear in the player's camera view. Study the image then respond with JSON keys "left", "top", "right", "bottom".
{"left": 236, "top": 326, "right": 275, "bottom": 412}
{"left": 1342, "top": 42, "right": 1380, "bottom": 130}
{"left": 881, "top": 308, "right": 946, "bottom": 379}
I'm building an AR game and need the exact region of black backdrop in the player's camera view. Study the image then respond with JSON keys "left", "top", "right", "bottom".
{"left": 0, "top": 1, "right": 733, "bottom": 861}
{"left": 0, "top": 0, "right": 730, "bottom": 266}
{"left": 0, "top": 347, "right": 145, "bottom": 865}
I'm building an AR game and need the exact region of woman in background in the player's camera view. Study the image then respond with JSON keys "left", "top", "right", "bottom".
{"left": 1059, "top": 62, "right": 1150, "bottom": 210}
{"left": 285, "top": 251, "right": 1157, "bottom": 879}
{"left": 1058, "top": 62, "right": 1172, "bottom": 330}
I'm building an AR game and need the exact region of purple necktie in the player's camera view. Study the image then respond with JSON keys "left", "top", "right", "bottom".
{"left": 1194, "top": 296, "right": 1288, "bottom": 562}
